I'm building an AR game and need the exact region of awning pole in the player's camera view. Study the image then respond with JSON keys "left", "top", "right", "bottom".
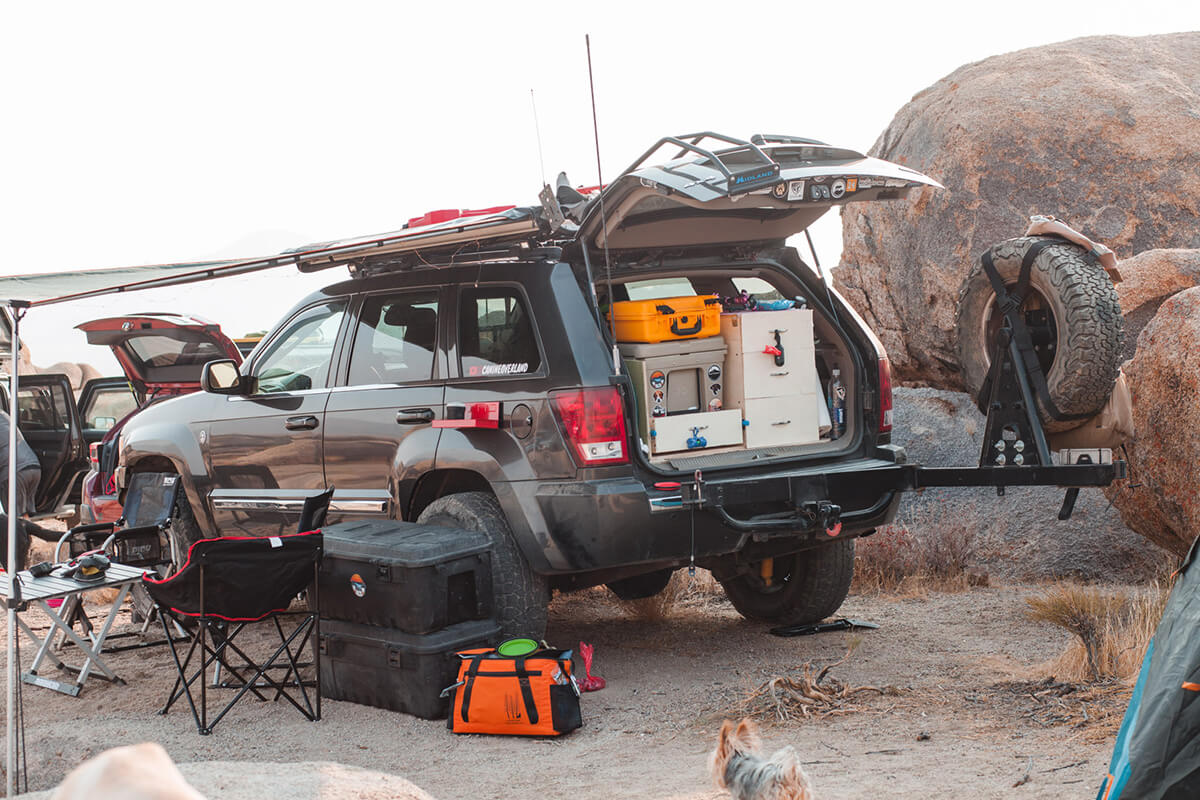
{"left": 6, "top": 303, "right": 22, "bottom": 798}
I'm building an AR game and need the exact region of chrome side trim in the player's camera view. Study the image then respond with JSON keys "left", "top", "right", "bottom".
{"left": 329, "top": 499, "right": 388, "bottom": 513}
{"left": 210, "top": 497, "right": 388, "bottom": 513}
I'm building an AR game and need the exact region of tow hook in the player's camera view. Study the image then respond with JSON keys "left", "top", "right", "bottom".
{"left": 800, "top": 500, "right": 842, "bottom": 535}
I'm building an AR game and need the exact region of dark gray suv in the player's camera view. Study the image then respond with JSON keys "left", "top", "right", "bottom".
{"left": 116, "top": 132, "right": 1120, "bottom": 636}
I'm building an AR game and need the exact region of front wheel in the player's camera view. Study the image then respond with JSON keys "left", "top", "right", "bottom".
{"left": 718, "top": 539, "right": 855, "bottom": 625}
{"left": 417, "top": 492, "right": 549, "bottom": 638}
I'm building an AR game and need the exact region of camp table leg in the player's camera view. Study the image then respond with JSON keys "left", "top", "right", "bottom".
{"left": 17, "top": 613, "right": 68, "bottom": 674}
{"left": 73, "top": 583, "right": 132, "bottom": 687}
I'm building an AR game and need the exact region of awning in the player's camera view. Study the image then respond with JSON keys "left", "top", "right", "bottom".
{"left": 0, "top": 207, "right": 539, "bottom": 307}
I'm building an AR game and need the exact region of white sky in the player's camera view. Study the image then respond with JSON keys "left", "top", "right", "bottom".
{"left": 3, "top": 1, "right": 1197, "bottom": 375}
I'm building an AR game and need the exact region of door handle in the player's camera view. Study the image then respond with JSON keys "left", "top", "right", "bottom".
{"left": 396, "top": 408, "right": 435, "bottom": 425}
{"left": 284, "top": 415, "right": 319, "bottom": 431}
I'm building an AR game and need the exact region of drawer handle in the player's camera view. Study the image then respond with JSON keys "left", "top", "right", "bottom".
{"left": 771, "top": 419, "right": 792, "bottom": 426}
{"left": 770, "top": 371, "right": 790, "bottom": 377}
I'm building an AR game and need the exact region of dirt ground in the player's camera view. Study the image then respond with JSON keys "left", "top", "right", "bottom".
{"left": 0, "top": 571, "right": 1131, "bottom": 800}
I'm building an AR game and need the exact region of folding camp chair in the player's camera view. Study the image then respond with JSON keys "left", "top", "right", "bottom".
{"left": 53, "top": 472, "right": 183, "bottom": 646}
{"left": 143, "top": 531, "right": 323, "bottom": 734}
{"left": 57, "top": 471, "right": 181, "bottom": 569}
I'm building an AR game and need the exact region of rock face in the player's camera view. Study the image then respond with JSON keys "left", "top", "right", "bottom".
{"left": 892, "top": 387, "right": 1161, "bottom": 581}
{"left": 1114, "top": 248, "right": 1200, "bottom": 361}
{"left": 836, "top": 33, "right": 1200, "bottom": 387}
{"left": 1104, "top": 287, "right": 1200, "bottom": 556}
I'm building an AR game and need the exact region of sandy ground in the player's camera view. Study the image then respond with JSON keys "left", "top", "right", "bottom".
{"left": 0, "top": 573, "right": 1130, "bottom": 800}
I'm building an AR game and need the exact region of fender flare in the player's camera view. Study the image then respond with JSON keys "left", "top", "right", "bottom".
{"left": 425, "top": 430, "right": 561, "bottom": 573}
{"left": 119, "top": 420, "right": 210, "bottom": 529}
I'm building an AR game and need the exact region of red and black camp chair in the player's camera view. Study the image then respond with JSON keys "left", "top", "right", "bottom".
{"left": 143, "top": 531, "right": 323, "bottom": 734}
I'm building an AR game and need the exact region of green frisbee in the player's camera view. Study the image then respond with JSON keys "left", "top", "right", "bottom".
{"left": 496, "top": 637, "right": 539, "bottom": 657}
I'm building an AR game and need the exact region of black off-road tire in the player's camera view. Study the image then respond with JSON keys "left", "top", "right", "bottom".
{"left": 955, "top": 236, "right": 1124, "bottom": 433}
{"left": 166, "top": 483, "right": 204, "bottom": 572}
{"left": 417, "top": 491, "right": 549, "bottom": 638}
{"left": 718, "top": 539, "right": 855, "bottom": 625}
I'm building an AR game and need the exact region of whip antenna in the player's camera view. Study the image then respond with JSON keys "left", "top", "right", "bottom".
{"left": 585, "top": 34, "right": 620, "bottom": 370}
{"left": 530, "top": 89, "right": 546, "bottom": 187}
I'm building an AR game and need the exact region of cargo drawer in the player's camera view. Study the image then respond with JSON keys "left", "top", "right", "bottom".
{"left": 651, "top": 408, "right": 744, "bottom": 454}
{"left": 742, "top": 395, "right": 821, "bottom": 448}
{"left": 319, "top": 520, "right": 493, "bottom": 634}
{"left": 319, "top": 618, "right": 500, "bottom": 719}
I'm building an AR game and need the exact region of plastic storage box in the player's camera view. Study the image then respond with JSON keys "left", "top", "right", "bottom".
{"left": 609, "top": 295, "right": 721, "bottom": 343}
{"left": 319, "top": 618, "right": 500, "bottom": 718}
{"left": 319, "top": 520, "right": 493, "bottom": 635}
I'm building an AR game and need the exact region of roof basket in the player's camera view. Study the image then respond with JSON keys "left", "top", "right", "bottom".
{"left": 615, "top": 132, "right": 785, "bottom": 196}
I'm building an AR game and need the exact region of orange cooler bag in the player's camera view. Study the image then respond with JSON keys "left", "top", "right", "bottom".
{"left": 445, "top": 647, "right": 581, "bottom": 736}
{"left": 609, "top": 295, "right": 721, "bottom": 343}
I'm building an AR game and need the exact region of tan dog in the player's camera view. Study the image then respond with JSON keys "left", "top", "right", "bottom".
{"left": 50, "top": 742, "right": 205, "bottom": 800}
{"left": 709, "top": 718, "right": 814, "bottom": 800}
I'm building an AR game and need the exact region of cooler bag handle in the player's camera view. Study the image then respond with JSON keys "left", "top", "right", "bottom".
{"left": 515, "top": 657, "right": 539, "bottom": 725}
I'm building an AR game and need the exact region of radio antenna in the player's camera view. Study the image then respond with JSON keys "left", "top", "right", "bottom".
{"left": 585, "top": 34, "right": 620, "bottom": 371}
{"left": 530, "top": 89, "right": 546, "bottom": 187}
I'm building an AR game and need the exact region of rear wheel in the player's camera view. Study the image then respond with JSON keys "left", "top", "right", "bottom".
{"left": 719, "top": 539, "right": 855, "bottom": 625}
{"left": 417, "top": 491, "right": 549, "bottom": 638}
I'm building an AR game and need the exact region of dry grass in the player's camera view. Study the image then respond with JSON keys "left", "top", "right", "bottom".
{"left": 739, "top": 642, "right": 900, "bottom": 722}
{"left": 1026, "top": 580, "right": 1170, "bottom": 682}
{"left": 614, "top": 568, "right": 727, "bottom": 619}
{"left": 852, "top": 499, "right": 981, "bottom": 595}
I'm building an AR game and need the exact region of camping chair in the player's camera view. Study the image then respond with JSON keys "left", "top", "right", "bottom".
{"left": 143, "top": 530, "right": 323, "bottom": 734}
{"left": 206, "top": 485, "right": 332, "bottom": 691}
{"left": 53, "top": 472, "right": 184, "bottom": 646}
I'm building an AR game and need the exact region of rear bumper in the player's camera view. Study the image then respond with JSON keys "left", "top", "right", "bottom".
{"left": 519, "top": 456, "right": 1124, "bottom": 574}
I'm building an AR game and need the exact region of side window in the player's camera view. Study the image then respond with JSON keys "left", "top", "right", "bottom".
{"left": 347, "top": 292, "right": 439, "bottom": 385}
{"left": 17, "top": 386, "right": 65, "bottom": 431}
{"left": 252, "top": 301, "right": 347, "bottom": 394}
{"left": 82, "top": 387, "right": 137, "bottom": 431}
{"left": 458, "top": 288, "right": 541, "bottom": 378}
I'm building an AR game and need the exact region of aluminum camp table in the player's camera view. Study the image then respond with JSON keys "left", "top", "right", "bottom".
{"left": 2, "top": 562, "right": 148, "bottom": 696}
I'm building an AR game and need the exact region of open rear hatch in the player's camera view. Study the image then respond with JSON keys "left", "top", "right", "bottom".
{"left": 76, "top": 313, "right": 242, "bottom": 403}
{"left": 574, "top": 133, "right": 941, "bottom": 250}
{"left": 570, "top": 133, "right": 935, "bottom": 468}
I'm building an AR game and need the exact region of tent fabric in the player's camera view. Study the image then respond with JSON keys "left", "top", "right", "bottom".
{"left": 0, "top": 207, "right": 538, "bottom": 307}
{"left": 1099, "top": 538, "right": 1200, "bottom": 799}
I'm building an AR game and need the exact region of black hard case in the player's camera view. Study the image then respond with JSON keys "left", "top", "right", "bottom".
{"left": 318, "top": 618, "right": 500, "bottom": 719}
{"left": 318, "top": 520, "right": 493, "bottom": 634}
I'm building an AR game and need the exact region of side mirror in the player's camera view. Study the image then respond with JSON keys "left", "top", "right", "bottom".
{"left": 201, "top": 360, "right": 246, "bottom": 395}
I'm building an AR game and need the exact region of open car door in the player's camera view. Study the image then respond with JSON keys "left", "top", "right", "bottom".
{"left": 13, "top": 374, "right": 87, "bottom": 518}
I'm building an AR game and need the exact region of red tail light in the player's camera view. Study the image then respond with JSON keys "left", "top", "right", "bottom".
{"left": 878, "top": 357, "right": 893, "bottom": 434}
{"left": 549, "top": 387, "right": 629, "bottom": 466}
{"left": 89, "top": 442, "right": 101, "bottom": 469}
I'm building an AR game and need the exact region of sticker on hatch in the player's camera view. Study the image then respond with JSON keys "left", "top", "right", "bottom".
{"left": 350, "top": 573, "right": 366, "bottom": 598}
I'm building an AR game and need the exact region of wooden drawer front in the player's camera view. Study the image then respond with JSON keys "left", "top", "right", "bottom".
{"left": 724, "top": 347, "right": 819, "bottom": 406}
{"left": 721, "top": 309, "right": 813, "bottom": 355}
{"left": 742, "top": 395, "right": 820, "bottom": 448}
{"left": 651, "top": 409, "right": 744, "bottom": 454}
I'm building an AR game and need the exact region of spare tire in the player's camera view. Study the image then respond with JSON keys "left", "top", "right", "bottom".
{"left": 955, "top": 236, "right": 1124, "bottom": 432}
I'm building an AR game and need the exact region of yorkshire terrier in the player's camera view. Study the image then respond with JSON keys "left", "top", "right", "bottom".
{"left": 709, "top": 718, "right": 814, "bottom": 800}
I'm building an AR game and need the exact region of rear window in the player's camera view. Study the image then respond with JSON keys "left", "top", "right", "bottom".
{"left": 125, "top": 334, "right": 225, "bottom": 368}
{"left": 459, "top": 288, "right": 541, "bottom": 378}
{"left": 623, "top": 278, "right": 696, "bottom": 301}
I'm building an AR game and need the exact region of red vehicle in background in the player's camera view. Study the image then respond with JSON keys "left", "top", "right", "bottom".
{"left": 78, "top": 313, "right": 243, "bottom": 524}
